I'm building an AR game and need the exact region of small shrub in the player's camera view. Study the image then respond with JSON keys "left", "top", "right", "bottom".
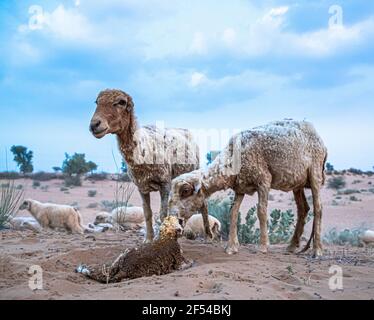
{"left": 30, "top": 171, "right": 57, "bottom": 181}
{"left": 331, "top": 200, "right": 339, "bottom": 206}
{"left": 352, "top": 180, "right": 362, "bottom": 185}
{"left": 0, "top": 181, "right": 24, "bottom": 229}
{"left": 86, "top": 172, "right": 108, "bottom": 181}
{"left": 64, "top": 175, "right": 81, "bottom": 187}
{"left": 101, "top": 200, "right": 131, "bottom": 212}
{"left": 323, "top": 228, "right": 364, "bottom": 246}
{"left": 60, "top": 187, "right": 69, "bottom": 192}
{"left": 87, "top": 202, "right": 99, "bottom": 209}
{"left": 88, "top": 190, "right": 97, "bottom": 197}
{"left": 348, "top": 168, "right": 363, "bottom": 175}
{"left": 369, "top": 182, "right": 372, "bottom": 185}
{"left": 70, "top": 202, "right": 79, "bottom": 209}
{"left": 369, "top": 188, "right": 374, "bottom": 193}
{"left": 41, "top": 185, "right": 49, "bottom": 192}
{"left": 32, "top": 181, "right": 41, "bottom": 188}
{"left": 337, "top": 189, "right": 360, "bottom": 195}
{"left": 349, "top": 195, "right": 360, "bottom": 202}
{"left": 0, "top": 172, "right": 21, "bottom": 180}
{"left": 327, "top": 177, "right": 346, "bottom": 190}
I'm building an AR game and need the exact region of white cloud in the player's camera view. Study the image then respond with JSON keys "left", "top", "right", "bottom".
{"left": 189, "top": 72, "right": 207, "bottom": 87}
{"left": 269, "top": 6, "right": 289, "bottom": 17}
{"left": 189, "top": 32, "right": 207, "bottom": 54}
{"left": 222, "top": 28, "right": 237, "bottom": 47}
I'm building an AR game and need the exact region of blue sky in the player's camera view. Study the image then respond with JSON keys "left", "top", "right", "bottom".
{"left": 0, "top": 0, "right": 373, "bottom": 172}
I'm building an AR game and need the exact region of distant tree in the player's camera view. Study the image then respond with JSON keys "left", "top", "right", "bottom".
{"left": 10, "top": 145, "right": 34, "bottom": 174}
{"left": 61, "top": 153, "right": 98, "bottom": 186}
{"left": 52, "top": 166, "right": 62, "bottom": 173}
{"left": 206, "top": 151, "right": 221, "bottom": 165}
{"left": 325, "top": 162, "right": 334, "bottom": 173}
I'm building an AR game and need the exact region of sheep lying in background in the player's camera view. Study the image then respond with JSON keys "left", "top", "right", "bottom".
{"left": 94, "top": 206, "right": 144, "bottom": 226}
{"left": 360, "top": 230, "right": 374, "bottom": 246}
{"left": 19, "top": 199, "right": 85, "bottom": 234}
{"left": 76, "top": 216, "right": 192, "bottom": 283}
{"left": 183, "top": 214, "right": 221, "bottom": 241}
{"left": 8, "top": 217, "right": 42, "bottom": 232}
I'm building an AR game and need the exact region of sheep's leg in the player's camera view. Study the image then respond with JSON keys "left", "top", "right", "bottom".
{"left": 159, "top": 184, "right": 171, "bottom": 222}
{"left": 287, "top": 188, "right": 310, "bottom": 253}
{"left": 257, "top": 186, "right": 270, "bottom": 254}
{"left": 225, "top": 193, "right": 244, "bottom": 255}
{"left": 141, "top": 192, "right": 154, "bottom": 243}
{"left": 201, "top": 201, "right": 213, "bottom": 241}
{"left": 310, "top": 179, "right": 323, "bottom": 257}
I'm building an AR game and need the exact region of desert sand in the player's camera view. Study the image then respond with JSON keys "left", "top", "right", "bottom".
{"left": 1, "top": 173, "right": 374, "bottom": 300}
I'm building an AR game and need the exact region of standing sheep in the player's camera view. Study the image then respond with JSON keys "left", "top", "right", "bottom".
{"left": 169, "top": 120, "right": 328, "bottom": 257}
{"left": 89, "top": 89, "right": 200, "bottom": 243}
{"left": 183, "top": 214, "right": 221, "bottom": 241}
{"left": 76, "top": 216, "right": 190, "bottom": 283}
{"left": 19, "top": 199, "right": 85, "bottom": 234}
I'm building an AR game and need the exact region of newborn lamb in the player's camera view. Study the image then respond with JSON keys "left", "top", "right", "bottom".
{"left": 76, "top": 216, "right": 191, "bottom": 283}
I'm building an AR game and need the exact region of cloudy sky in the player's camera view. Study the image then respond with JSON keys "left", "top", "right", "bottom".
{"left": 0, "top": 0, "right": 373, "bottom": 172}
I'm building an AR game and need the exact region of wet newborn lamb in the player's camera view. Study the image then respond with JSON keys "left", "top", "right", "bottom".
{"left": 76, "top": 216, "right": 191, "bottom": 283}
{"left": 19, "top": 199, "right": 85, "bottom": 234}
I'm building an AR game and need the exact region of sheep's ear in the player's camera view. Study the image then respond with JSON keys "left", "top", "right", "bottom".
{"left": 126, "top": 97, "right": 134, "bottom": 112}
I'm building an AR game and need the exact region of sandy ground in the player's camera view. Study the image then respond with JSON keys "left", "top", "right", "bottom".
{"left": 1, "top": 173, "right": 374, "bottom": 300}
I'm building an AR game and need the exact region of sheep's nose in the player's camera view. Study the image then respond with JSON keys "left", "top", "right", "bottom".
{"left": 90, "top": 120, "right": 101, "bottom": 132}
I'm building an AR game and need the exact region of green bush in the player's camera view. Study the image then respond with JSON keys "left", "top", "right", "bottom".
{"left": 30, "top": 172, "right": 58, "bottom": 181}
{"left": 88, "top": 190, "right": 97, "bottom": 197}
{"left": 327, "top": 176, "right": 346, "bottom": 190}
{"left": 87, "top": 202, "right": 99, "bottom": 209}
{"left": 0, "top": 172, "right": 21, "bottom": 180}
{"left": 64, "top": 175, "right": 81, "bottom": 187}
{"left": 86, "top": 172, "right": 108, "bottom": 181}
{"left": 337, "top": 189, "right": 360, "bottom": 195}
{"left": 208, "top": 196, "right": 311, "bottom": 244}
{"left": 0, "top": 181, "right": 24, "bottom": 229}
{"left": 349, "top": 195, "right": 360, "bottom": 202}
{"left": 32, "top": 181, "right": 41, "bottom": 188}
{"left": 323, "top": 228, "right": 364, "bottom": 246}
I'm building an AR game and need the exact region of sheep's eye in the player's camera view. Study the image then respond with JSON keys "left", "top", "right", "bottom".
{"left": 116, "top": 99, "right": 127, "bottom": 107}
{"left": 180, "top": 186, "right": 193, "bottom": 198}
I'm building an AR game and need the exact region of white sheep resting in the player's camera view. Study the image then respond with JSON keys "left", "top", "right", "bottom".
{"left": 19, "top": 199, "right": 85, "bottom": 234}
{"left": 360, "top": 230, "right": 374, "bottom": 246}
{"left": 8, "top": 217, "right": 42, "bottom": 232}
{"left": 94, "top": 206, "right": 145, "bottom": 226}
{"left": 169, "top": 120, "right": 327, "bottom": 257}
{"left": 183, "top": 214, "right": 221, "bottom": 241}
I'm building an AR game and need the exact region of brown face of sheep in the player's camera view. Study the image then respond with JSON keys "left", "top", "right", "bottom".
{"left": 168, "top": 178, "right": 207, "bottom": 225}
{"left": 90, "top": 89, "right": 134, "bottom": 139}
{"left": 19, "top": 200, "right": 30, "bottom": 211}
{"left": 159, "top": 216, "right": 184, "bottom": 240}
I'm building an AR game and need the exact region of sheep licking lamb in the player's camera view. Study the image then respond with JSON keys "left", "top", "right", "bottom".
{"left": 76, "top": 216, "right": 192, "bottom": 283}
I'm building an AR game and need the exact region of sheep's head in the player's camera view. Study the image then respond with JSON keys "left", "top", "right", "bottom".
{"left": 90, "top": 89, "right": 134, "bottom": 139}
{"left": 94, "top": 212, "right": 112, "bottom": 225}
{"left": 19, "top": 200, "right": 31, "bottom": 211}
{"left": 159, "top": 216, "right": 183, "bottom": 240}
{"left": 168, "top": 171, "right": 207, "bottom": 226}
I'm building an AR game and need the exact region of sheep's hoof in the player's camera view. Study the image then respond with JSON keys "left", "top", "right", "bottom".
{"left": 258, "top": 244, "right": 269, "bottom": 254}
{"left": 286, "top": 243, "right": 298, "bottom": 254}
{"left": 312, "top": 248, "right": 323, "bottom": 258}
{"left": 225, "top": 244, "right": 239, "bottom": 255}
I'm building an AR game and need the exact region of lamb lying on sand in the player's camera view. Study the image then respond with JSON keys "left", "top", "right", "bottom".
{"left": 76, "top": 216, "right": 192, "bottom": 283}
{"left": 360, "top": 230, "right": 374, "bottom": 246}
{"left": 94, "top": 206, "right": 144, "bottom": 226}
{"left": 8, "top": 217, "right": 42, "bottom": 232}
{"left": 183, "top": 214, "right": 221, "bottom": 241}
{"left": 19, "top": 199, "right": 85, "bottom": 234}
